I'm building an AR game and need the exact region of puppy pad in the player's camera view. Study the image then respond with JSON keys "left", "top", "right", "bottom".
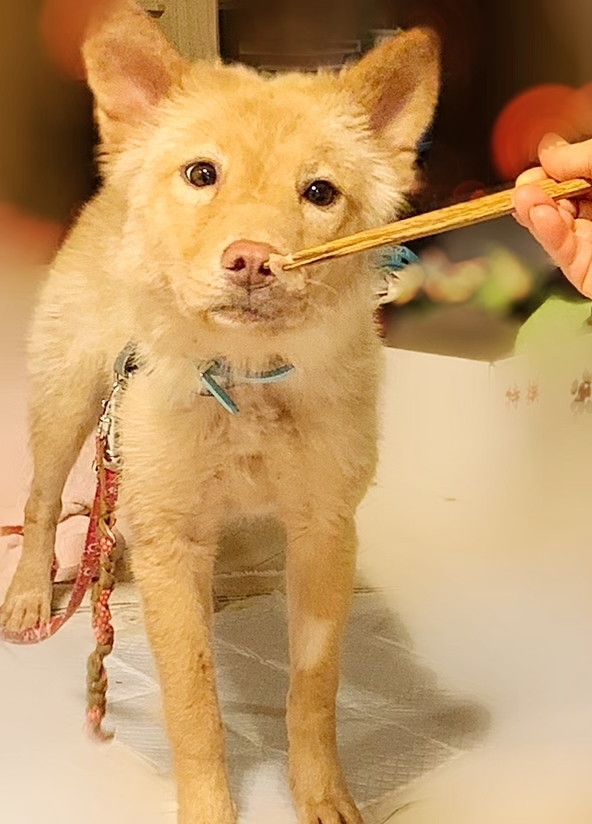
{"left": 106, "top": 592, "right": 487, "bottom": 821}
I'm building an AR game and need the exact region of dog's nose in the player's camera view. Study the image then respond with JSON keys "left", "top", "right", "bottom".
{"left": 221, "top": 240, "right": 277, "bottom": 288}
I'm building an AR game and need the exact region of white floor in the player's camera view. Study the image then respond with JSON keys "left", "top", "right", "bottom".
{"left": 0, "top": 585, "right": 485, "bottom": 824}
{"left": 0, "top": 611, "right": 176, "bottom": 824}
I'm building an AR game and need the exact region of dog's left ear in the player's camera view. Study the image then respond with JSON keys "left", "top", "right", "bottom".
{"left": 82, "top": 0, "right": 188, "bottom": 152}
{"left": 342, "top": 28, "right": 440, "bottom": 153}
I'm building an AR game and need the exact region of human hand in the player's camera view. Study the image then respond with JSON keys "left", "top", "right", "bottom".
{"left": 512, "top": 133, "right": 592, "bottom": 298}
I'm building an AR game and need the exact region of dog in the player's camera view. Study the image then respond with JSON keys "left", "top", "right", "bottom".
{"left": 0, "top": 2, "right": 439, "bottom": 822}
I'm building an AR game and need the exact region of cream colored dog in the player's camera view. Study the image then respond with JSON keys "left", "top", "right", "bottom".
{"left": 0, "top": 3, "right": 439, "bottom": 822}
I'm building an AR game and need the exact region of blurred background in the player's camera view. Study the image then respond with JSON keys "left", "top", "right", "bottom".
{"left": 2, "top": 0, "right": 592, "bottom": 352}
{"left": 0, "top": 0, "right": 98, "bottom": 264}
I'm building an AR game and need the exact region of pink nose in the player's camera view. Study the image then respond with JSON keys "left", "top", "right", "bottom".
{"left": 221, "top": 240, "right": 277, "bottom": 288}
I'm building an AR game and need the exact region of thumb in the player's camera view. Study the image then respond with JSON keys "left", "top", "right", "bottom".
{"left": 538, "top": 133, "right": 592, "bottom": 182}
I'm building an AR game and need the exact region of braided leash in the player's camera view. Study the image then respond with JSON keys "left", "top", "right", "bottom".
{"left": 0, "top": 432, "right": 119, "bottom": 644}
{"left": 0, "top": 432, "right": 119, "bottom": 739}
{"left": 83, "top": 350, "right": 133, "bottom": 738}
{"left": 85, "top": 432, "right": 119, "bottom": 740}
{"left": 0, "top": 359, "right": 128, "bottom": 740}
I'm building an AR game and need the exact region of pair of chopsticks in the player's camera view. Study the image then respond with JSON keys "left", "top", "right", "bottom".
{"left": 268, "top": 178, "right": 591, "bottom": 272}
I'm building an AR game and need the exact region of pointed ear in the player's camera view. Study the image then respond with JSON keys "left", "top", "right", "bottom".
{"left": 342, "top": 28, "right": 440, "bottom": 152}
{"left": 82, "top": 0, "right": 187, "bottom": 152}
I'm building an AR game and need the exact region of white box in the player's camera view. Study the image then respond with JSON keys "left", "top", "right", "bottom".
{"left": 356, "top": 329, "right": 592, "bottom": 575}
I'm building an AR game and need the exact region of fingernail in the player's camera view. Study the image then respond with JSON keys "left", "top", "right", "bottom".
{"left": 539, "top": 132, "right": 568, "bottom": 152}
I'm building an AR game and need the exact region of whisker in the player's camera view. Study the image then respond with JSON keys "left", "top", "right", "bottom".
{"left": 305, "top": 277, "right": 338, "bottom": 297}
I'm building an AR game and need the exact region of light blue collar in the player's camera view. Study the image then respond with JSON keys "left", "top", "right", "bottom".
{"left": 111, "top": 343, "right": 294, "bottom": 417}
{"left": 198, "top": 360, "right": 295, "bottom": 415}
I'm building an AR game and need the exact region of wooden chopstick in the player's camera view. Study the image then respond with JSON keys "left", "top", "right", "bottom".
{"left": 273, "top": 177, "right": 592, "bottom": 271}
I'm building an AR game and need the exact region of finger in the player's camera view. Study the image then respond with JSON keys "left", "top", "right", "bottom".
{"left": 553, "top": 198, "right": 592, "bottom": 221}
{"left": 512, "top": 210, "right": 528, "bottom": 228}
{"left": 512, "top": 182, "right": 582, "bottom": 231}
{"left": 512, "top": 184, "right": 558, "bottom": 230}
{"left": 528, "top": 202, "right": 575, "bottom": 253}
{"left": 574, "top": 217, "right": 592, "bottom": 244}
{"left": 538, "top": 132, "right": 592, "bottom": 182}
{"left": 573, "top": 200, "right": 592, "bottom": 221}
{"left": 555, "top": 197, "right": 578, "bottom": 219}
{"left": 572, "top": 219, "right": 592, "bottom": 297}
{"left": 527, "top": 203, "right": 592, "bottom": 295}
{"left": 515, "top": 166, "right": 548, "bottom": 187}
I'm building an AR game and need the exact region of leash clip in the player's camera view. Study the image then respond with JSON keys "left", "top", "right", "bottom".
{"left": 98, "top": 342, "right": 138, "bottom": 471}
{"left": 98, "top": 383, "right": 123, "bottom": 471}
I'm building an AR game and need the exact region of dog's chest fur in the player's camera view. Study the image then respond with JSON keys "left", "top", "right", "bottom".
{"left": 119, "top": 363, "right": 315, "bottom": 520}
{"left": 217, "top": 390, "right": 298, "bottom": 514}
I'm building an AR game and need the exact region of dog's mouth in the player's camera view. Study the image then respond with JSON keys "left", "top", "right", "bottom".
{"left": 209, "top": 284, "right": 305, "bottom": 327}
{"left": 209, "top": 304, "right": 274, "bottom": 326}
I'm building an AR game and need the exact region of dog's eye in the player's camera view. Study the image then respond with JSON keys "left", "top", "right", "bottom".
{"left": 184, "top": 161, "right": 218, "bottom": 188}
{"left": 302, "top": 180, "right": 339, "bottom": 208}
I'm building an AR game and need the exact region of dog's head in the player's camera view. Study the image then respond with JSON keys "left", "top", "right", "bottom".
{"left": 83, "top": 0, "right": 439, "bottom": 339}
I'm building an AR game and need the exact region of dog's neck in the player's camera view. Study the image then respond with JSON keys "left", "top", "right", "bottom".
{"left": 114, "top": 342, "right": 295, "bottom": 415}
{"left": 196, "top": 358, "right": 295, "bottom": 415}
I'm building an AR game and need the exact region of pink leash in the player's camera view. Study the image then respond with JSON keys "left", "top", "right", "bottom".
{"left": 0, "top": 373, "right": 125, "bottom": 740}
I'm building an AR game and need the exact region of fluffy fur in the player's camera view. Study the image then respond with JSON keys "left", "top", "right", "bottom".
{"left": 0, "top": 3, "right": 439, "bottom": 823}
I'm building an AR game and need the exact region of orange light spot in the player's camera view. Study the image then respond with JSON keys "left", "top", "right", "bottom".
{"left": 491, "top": 84, "right": 577, "bottom": 181}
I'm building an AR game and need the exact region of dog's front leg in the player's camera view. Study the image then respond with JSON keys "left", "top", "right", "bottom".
{"left": 132, "top": 531, "right": 235, "bottom": 824}
{"left": 1, "top": 345, "right": 107, "bottom": 631}
{"left": 285, "top": 514, "right": 363, "bottom": 824}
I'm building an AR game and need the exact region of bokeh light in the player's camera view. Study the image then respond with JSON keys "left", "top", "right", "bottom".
{"left": 491, "top": 83, "right": 588, "bottom": 180}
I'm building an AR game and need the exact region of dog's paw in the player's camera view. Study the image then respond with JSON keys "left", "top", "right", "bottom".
{"left": 0, "top": 572, "right": 52, "bottom": 632}
{"left": 293, "top": 787, "right": 363, "bottom": 824}
{"left": 290, "top": 753, "right": 363, "bottom": 824}
{"left": 302, "top": 799, "right": 363, "bottom": 824}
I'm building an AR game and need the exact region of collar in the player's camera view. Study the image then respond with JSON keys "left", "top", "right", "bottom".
{"left": 113, "top": 343, "right": 295, "bottom": 416}
{"left": 198, "top": 360, "right": 295, "bottom": 414}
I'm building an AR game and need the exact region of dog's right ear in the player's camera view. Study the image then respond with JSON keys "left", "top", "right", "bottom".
{"left": 342, "top": 28, "right": 439, "bottom": 158}
{"left": 82, "top": 0, "right": 187, "bottom": 152}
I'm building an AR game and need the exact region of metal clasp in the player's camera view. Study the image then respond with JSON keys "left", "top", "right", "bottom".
{"left": 97, "top": 342, "right": 138, "bottom": 471}
{"left": 98, "top": 382, "right": 123, "bottom": 470}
